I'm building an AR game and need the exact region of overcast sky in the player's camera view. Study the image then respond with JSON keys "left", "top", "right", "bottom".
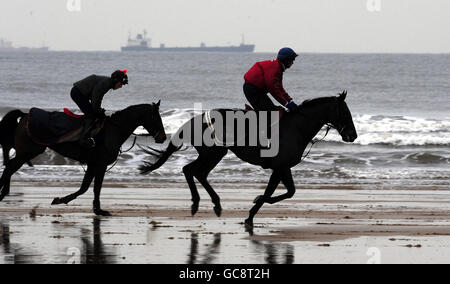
{"left": 0, "top": 0, "right": 449, "bottom": 53}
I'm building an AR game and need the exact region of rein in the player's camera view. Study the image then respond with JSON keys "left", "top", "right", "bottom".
{"left": 120, "top": 134, "right": 138, "bottom": 154}
{"left": 103, "top": 105, "right": 160, "bottom": 173}
{"left": 300, "top": 124, "right": 332, "bottom": 163}
{"left": 299, "top": 102, "right": 346, "bottom": 163}
{"left": 79, "top": 133, "right": 141, "bottom": 174}
{"left": 103, "top": 134, "right": 138, "bottom": 173}
{"left": 79, "top": 104, "right": 159, "bottom": 174}
{"left": 300, "top": 96, "right": 349, "bottom": 162}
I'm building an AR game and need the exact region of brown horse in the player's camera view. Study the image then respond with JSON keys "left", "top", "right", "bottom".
{"left": 0, "top": 102, "right": 167, "bottom": 216}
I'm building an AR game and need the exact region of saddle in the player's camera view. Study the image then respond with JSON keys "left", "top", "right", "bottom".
{"left": 244, "top": 104, "right": 285, "bottom": 119}
{"left": 204, "top": 108, "right": 280, "bottom": 148}
{"left": 26, "top": 107, "right": 104, "bottom": 146}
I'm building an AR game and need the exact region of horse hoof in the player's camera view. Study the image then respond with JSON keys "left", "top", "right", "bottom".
{"left": 244, "top": 218, "right": 254, "bottom": 228}
{"left": 253, "top": 195, "right": 264, "bottom": 204}
{"left": 94, "top": 210, "right": 112, "bottom": 216}
{"left": 191, "top": 204, "right": 199, "bottom": 216}
{"left": 245, "top": 225, "right": 254, "bottom": 236}
{"left": 213, "top": 206, "right": 222, "bottom": 217}
{"left": 52, "top": 197, "right": 70, "bottom": 205}
{"left": 51, "top": 198, "right": 61, "bottom": 205}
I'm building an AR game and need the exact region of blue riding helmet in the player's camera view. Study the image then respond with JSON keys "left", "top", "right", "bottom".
{"left": 277, "top": 47, "right": 298, "bottom": 62}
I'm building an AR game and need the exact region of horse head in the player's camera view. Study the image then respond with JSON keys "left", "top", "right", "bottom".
{"left": 329, "top": 90, "right": 358, "bottom": 143}
{"left": 143, "top": 100, "right": 167, "bottom": 144}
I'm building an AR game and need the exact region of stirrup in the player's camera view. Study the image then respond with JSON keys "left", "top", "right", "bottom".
{"left": 87, "top": 137, "right": 96, "bottom": 148}
{"left": 80, "top": 137, "right": 95, "bottom": 148}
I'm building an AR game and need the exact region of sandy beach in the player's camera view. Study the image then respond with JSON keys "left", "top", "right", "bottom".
{"left": 1, "top": 181, "right": 449, "bottom": 264}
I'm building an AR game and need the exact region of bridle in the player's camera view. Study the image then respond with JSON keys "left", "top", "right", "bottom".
{"left": 145, "top": 104, "right": 163, "bottom": 138}
{"left": 79, "top": 104, "right": 163, "bottom": 173}
{"left": 107, "top": 104, "right": 162, "bottom": 173}
{"left": 300, "top": 98, "right": 347, "bottom": 162}
{"left": 327, "top": 97, "right": 347, "bottom": 135}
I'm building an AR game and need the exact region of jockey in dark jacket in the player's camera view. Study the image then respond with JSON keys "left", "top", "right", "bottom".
{"left": 70, "top": 70, "right": 128, "bottom": 147}
{"left": 243, "top": 47, "right": 298, "bottom": 112}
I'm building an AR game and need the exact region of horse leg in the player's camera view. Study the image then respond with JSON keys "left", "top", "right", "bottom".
{"left": 92, "top": 165, "right": 110, "bottom": 216}
{"left": 183, "top": 160, "right": 202, "bottom": 216}
{"left": 194, "top": 149, "right": 227, "bottom": 217}
{"left": 52, "top": 165, "right": 95, "bottom": 205}
{"left": 244, "top": 170, "right": 281, "bottom": 228}
{"left": 0, "top": 155, "right": 33, "bottom": 201}
{"left": 2, "top": 144, "right": 32, "bottom": 168}
{"left": 0, "top": 121, "right": 43, "bottom": 201}
{"left": 265, "top": 168, "right": 295, "bottom": 205}
{"left": 2, "top": 145, "right": 10, "bottom": 166}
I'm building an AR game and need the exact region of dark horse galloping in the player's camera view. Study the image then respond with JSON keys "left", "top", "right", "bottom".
{"left": 0, "top": 102, "right": 167, "bottom": 216}
{"left": 140, "top": 91, "right": 357, "bottom": 227}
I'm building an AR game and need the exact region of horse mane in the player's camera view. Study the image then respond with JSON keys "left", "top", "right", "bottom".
{"left": 292, "top": 96, "right": 337, "bottom": 114}
{"left": 299, "top": 96, "right": 336, "bottom": 108}
{"left": 110, "top": 104, "right": 150, "bottom": 120}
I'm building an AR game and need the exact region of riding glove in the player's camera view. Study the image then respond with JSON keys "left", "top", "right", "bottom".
{"left": 285, "top": 100, "right": 298, "bottom": 112}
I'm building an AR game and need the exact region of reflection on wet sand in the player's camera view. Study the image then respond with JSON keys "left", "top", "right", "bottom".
{"left": 252, "top": 241, "right": 294, "bottom": 264}
{"left": 81, "top": 217, "right": 116, "bottom": 264}
{"left": 187, "top": 233, "right": 221, "bottom": 264}
{"left": 3, "top": 185, "right": 450, "bottom": 263}
{"left": 187, "top": 233, "right": 198, "bottom": 264}
{"left": 246, "top": 226, "right": 294, "bottom": 264}
{"left": 0, "top": 217, "right": 117, "bottom": 264}
{"left": 185, "top": 230, "right": 293, "bottom": 264}
{"left": 249, "top": 239, "right": 294, "bottom": 264}
{"left": 0, "top": 222, "right": 13, "bottom": 264}
{"left": 0, "top": 221, "right": 41, "bottom": 264}
{"left": 1, "top": 217, "right": 294, "bottom": 264}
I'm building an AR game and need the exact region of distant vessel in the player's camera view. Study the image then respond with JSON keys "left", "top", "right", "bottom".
{"left": 0, "top": 38, "right": 13, "bottom": 51}
{"left": 0, "top": 38, "right": 49, "bottom": 52}
{"left": 121, "top": 31, "right": 255, "bottom": 53}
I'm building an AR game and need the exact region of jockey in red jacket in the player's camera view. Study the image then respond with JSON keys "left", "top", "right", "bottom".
{"left": 244, "top": 47, "right": 298, "bottom": 112}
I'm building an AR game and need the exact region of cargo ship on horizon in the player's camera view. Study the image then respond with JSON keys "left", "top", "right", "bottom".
{"left": 121, "top": 31, "right": 255, "bottom": 53}
{"left": 0, "top": 38, "right": 49, "bottom": 52}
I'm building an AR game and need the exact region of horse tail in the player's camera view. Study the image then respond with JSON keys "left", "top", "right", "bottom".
{"left": 0, "top": 109, "right": 26, "bottom": 142}
{"left": 0, "top": 110, "right": 33, "bottom": 167}
{"left": 139, "top": 142, "right": 182, "bottom": 174}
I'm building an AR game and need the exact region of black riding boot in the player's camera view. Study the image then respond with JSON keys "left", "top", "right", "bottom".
{"left": 79, "top": 116, "right": 96, "bottom": 148}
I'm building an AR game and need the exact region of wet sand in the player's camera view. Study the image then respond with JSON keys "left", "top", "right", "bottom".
{"left": 1, "top": 182, "right": 450, "bottom": 264}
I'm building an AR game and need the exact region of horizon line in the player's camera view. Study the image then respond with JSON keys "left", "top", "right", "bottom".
{"left": 31, "top": 49, "right": 450, "bottom": 55}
